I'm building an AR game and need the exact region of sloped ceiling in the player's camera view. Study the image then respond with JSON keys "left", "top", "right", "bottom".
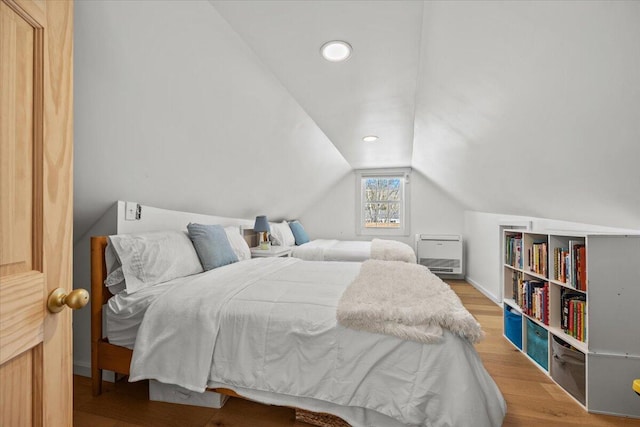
{"left": 211, "top": 0, "right": 423, "bottom": 169}
{"left": 212, "top": 0, "right": 640, "bottom": 230}
{"left": 73, "top": 0, "right": 351, "bottom": 240}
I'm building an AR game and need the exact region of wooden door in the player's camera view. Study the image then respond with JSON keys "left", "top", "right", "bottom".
{"left": 0, "top": 0, "right": 74, "bottom": 425}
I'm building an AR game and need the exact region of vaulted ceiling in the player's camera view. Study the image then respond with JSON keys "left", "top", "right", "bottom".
{"left": 211, "top": 0, "right": 640, "bottom": 230}
{"left": 211, "top": 0, "right": 423, "bottom": 169}
{"left": 72, "top": 1, "right": 640, "bottom": 241}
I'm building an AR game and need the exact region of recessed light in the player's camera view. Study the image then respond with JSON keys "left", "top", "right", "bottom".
{"left": 320, "top": 40, "right": 352, "bottom": 62}
{"left": 362, "top": 135, "right": 378, "bottom": 142}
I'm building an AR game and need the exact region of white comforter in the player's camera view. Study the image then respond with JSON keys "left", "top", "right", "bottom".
{"left": 129, "top": 257, "right": 505, "bottom": 427}
{"left": 291, "top": 239, "right": 371, "bottom": 261}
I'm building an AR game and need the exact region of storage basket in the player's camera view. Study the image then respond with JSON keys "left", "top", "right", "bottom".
{"left": 504, "top": 304, "right": 523, "bottom": 349}
{"left": 295, "top": 408, "right": 350, "bottom": 427}
{"left": 550, "top": 335, "right": 586, "bottom": 404}
{"left": 526, "top": 319, "right": 549, "bottom": 371}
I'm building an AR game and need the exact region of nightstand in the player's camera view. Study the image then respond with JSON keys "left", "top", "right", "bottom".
{"left": 250, "top": 246, "right": 292, "bottom": 258}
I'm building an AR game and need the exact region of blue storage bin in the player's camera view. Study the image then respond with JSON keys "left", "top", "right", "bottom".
{"left": 504, "top": 304, "right": 522, "bottom": 349}
{"left": 526, "top": 319, "right": 549, "bottom": 371}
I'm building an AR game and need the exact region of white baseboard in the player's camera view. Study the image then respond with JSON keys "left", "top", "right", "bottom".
{"left": 74, "top": 361, "right": 115, "bottom": 382}
{"left": 74, "top": 361, "right": 91, "bottom": 377}
{"left": 464, "top": 276, "right": 501, "bottom": 306}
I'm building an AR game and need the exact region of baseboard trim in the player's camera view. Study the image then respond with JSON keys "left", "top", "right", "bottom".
{"left": 464, "top": 277, "right": 501, "bottom": 306}
{"left": 74, "top": 361, "right": 115, "bottom": 382}
{"left": 74, "top": 361, "right": 91, "bottom": 377}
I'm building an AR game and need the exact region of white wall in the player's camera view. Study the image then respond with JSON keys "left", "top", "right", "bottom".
{"left": 74, "top": 0, "right": 351, "bottom": 243}
{"left": 463, "top": 210, "right": 639, "bottom": 303}
{"left": 299, "top": 170, "right": 466, "bottom": 247}
{"left": 413, "top": 1, "right": 640, "bottom": 231}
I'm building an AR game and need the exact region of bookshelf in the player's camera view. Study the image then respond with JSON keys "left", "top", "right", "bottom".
{"left": 502, "top": 231, "right": 640, "bottom": 418}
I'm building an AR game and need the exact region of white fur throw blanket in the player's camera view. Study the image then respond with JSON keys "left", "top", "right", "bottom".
{"left": 337, "top": 260, "right": 484, "bottom": 344}
{"left": 370, "top": 238, "right": 416, "bottom": 263}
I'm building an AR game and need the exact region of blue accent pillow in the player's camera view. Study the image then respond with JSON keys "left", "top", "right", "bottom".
{"left": 187, "top": 223, "right": 238, "bottom": 271}
{"left": 289, "top": 221, "right": 310, "bottom": 245}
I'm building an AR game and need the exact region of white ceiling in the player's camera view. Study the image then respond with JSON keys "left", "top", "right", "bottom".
{"left": 211, "top": 0, "right": 640, "bottom": 230}
{"left": 211, "top": 0, "right": 423, "bottom": 169}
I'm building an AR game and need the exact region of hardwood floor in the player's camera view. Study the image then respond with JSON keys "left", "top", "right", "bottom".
{"left": 74, "top": 280, "right": 640, "bottom": 426}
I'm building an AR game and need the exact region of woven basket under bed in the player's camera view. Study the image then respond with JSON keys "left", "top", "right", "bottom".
{"left": 294, "top": 408, "right": 351, "bottom": 427}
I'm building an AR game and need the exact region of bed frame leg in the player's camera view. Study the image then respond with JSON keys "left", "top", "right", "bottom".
{"left": 91, "top": 340, "right": 102, "bottom": 396}
{"left": 92, "top": 367, "right": 102, "bottom": 396}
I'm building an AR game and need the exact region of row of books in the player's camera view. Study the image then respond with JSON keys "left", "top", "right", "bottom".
{"left": 561, "top": 290, "right": 587, "bottom": 342}
{"left": 512, "top": 273, "right": 549, "bottom": 325}
{"left": 553, "top": 241, "right": 587, "bottom": 291}
{"left": 528, "top": 241, "right": 548, "bottom": 276}
{"left": 505, "top": 234, "right": 523, "bottom": 269}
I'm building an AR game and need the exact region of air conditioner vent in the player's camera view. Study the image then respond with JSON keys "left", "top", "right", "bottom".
{"left": 428, "top": 267, "right": 454, "bottom": 273}
{"left": 419, "top": 258, "right": 461, "bottom": 269}
{"left": 415, "top": 234, "right": 463, "bottom": 276}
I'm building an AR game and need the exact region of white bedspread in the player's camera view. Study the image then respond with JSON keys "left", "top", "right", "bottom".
{"left": 129, "top": 258, "right": 505, "bottom": 427}
{"left": 291, "top": 239, "right": 371, "bottom": 261}
{"left": 106, "top": 275, "right": 191, "bottom": 348}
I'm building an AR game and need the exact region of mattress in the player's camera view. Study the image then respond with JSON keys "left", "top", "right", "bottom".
{"left": 105, "top": 274, "right": 192, "bottom": 348}
{"left": 125, "top": 257, "right": 505, "bottom": 427}
{"left": 291, "top": 239, "right": 371, "bottom": 262}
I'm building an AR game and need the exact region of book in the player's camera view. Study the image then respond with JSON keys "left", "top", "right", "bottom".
{"left": 578, "top": 245, "right": 587, "bottom": 291}
{"left": 530, "top": 241, "right": 548, "bottom": 275}
{"left": 506, "top": 235, "right": 523, "bottom": 269}
{"left": 561, "top": 289, "right": 585, "bottom": 333}
{"left": 569, "top": 241, "right": 584, "bottom": 288}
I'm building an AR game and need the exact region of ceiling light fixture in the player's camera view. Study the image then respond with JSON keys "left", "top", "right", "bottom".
{"left": 362, "top": 135, "right": 378, "bottom": 142}
{"left": 320, "top": 40, "right": 352, "bottom": 62}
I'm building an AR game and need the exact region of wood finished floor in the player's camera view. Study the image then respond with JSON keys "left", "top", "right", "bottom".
{"left": 74, "top": 280, "right": 640, "bottom": 427}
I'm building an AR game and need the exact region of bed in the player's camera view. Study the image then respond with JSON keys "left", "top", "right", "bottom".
{"left": 91, "top": 229, "right": 505, "bottom": 427}
{"left": 290, "top": 239, "right": 372, "bottom": 262}
{"left": 268, "top": 220, "right": 416, "bottom": 263}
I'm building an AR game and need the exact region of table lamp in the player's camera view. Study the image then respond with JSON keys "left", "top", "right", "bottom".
{"left": 254, "top": 215, "right": 270, "bottom": 250}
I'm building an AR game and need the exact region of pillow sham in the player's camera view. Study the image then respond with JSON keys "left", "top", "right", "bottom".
{"left": 289, "top": 220, "right": 310, "bottom": 245}
{"left": 269, "top": 221, "right": 296, "bottom": 247}
{"left": 108, "top": 230, "right": 203, "bottom": 295}
{"left": 269, "top": 222, "right": 282, "bottom": 246}
{"left": 104, "top": 266, "right": 126, "bottom": 295}
{"left": 224, "top": 225, "right": 251, "bottom": 261}
{"left": 187, "top": 223, "right": 239, "bottom": 271}
{"left": 104, "top": 243, "right": 126, "bottom": 295}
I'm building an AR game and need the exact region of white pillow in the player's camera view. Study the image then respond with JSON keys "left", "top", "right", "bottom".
{"left": 269, "top": 222, "right": 282, "bottom": 245}
{"left": 104, "top": 266, "right": 126, "bottom": 295}
{"left": 224, "top": 226, "right": 251, "bottom": 261}
{"left": 270, "top": 221, "right": 295, "bottom": 247}
{"left": 108, "top": 230, "right": 203, "bottom": 294}
{"left": 104, "top": 243, "right": 126, "bottom": 295}
{"left": 279, "top": 221, "right": 296, "bottom": 246}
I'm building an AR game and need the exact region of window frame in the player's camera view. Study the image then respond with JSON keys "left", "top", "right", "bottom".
{"left": 355, "top": 168, "right": 411, "bottom": 237}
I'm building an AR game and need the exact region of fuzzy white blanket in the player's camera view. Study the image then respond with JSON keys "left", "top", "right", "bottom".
{"left": 370, "top": 238, "right": 416, "bottom": 263}
{"left": 337, "top": 260, "right": 484, "bottom": 344}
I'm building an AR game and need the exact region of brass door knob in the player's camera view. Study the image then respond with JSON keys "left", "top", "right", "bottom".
{"left": 47, "top": 288, "right": 89, "bottom": 313}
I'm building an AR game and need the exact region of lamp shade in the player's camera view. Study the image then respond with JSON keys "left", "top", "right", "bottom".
{"left": 253, "top": 215, "right": 270, "bottom": 233}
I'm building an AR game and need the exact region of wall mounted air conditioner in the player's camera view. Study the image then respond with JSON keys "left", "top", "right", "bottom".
{"left": 416, "top": 234, "right": 463, "bottom": 276}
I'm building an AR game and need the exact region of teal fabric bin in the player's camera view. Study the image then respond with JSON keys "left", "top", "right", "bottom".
{"left": 504, "top": 304, "right": 522, "bottom": 349}
{"left": 526, "top": 319, "right": 549, "bottom": 371}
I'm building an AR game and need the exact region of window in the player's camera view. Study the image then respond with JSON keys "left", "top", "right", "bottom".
{"left": 356, "top": 168, "right": 410, "bottom": 236}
